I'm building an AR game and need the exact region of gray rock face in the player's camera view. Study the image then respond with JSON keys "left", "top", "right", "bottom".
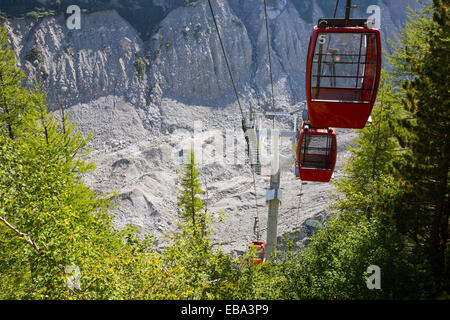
{"left": 2, "top": 0, "right": 415, "bottom": 254}
{"left": 150, "top": 0, "right": 252, "bottom": 102}
{"left": 4, "top": 10, "right": 146, "bottom": 110}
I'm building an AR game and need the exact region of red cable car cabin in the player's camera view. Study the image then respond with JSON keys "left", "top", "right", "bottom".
{"left": 306, "top": 22, "right": 381, "bottom": 129}
{"left": 250, "top": 240, "right": 265, "bottom": 264}
{"left": 297, "top": 122, "right": 337, "bottom": 183}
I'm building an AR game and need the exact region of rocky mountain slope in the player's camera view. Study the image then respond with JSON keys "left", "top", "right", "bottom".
{"left": 2, "top": 0, "right": 418, "bottom": 254}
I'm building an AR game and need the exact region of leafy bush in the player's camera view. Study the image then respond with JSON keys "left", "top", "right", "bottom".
{"left": 133, "top": 56, "right": 146, "bottom": 80}
{"left": 194, "top": 24, "right": 201, "bottom": 42}
{"left": 25, "top": 45, "right": 42, "bottom": 64}
{"left": 184, "top": 0, "right": 206, "bottom": 7}
{"left": 286, "top": 215, "right": 425, "bottom": 299}
{"left": 153, "top": 35, "right": 163, "bottom": 59}
{"left": 182, "top": 25, "right": 190, "bottom": 41}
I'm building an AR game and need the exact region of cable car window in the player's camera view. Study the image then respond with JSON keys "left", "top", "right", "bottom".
{"left": 300, "top": 134, "right": 334, "bottom": 170}
{"left": 250, "top": 240, "right": 265, "bottom": 264}
{"left": 311, "top": 32, "right": 378, "bottom": 104}
{"left": 255, "top": 247, "right": 264, "bottom": 261}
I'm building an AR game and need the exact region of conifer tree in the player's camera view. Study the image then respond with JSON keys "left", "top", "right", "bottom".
{"left": 162, "top": 145, "right": 226, "bottom": 299}
{"left": 0, "top": 27, "right": 38, "bottom": 139}
{"left": 177, "top": 145, "right": 207, "bottom": 239}
{"left": 332, "top": 72, "right": 402, "bottom": 220}
{"left": 388, "top": 0, "right": 449, "bottom": 296}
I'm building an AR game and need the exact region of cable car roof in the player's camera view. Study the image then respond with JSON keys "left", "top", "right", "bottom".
{"left": 317, "top": 18, "right": 373, "bottom": 29}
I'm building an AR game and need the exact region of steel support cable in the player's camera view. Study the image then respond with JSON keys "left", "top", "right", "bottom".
{"left": 263, "top": 0, "right": 276, "bottom": 114}
{"left": 207, "top": 0, "right": 261, "bottom": 239}
{"left": 206, "top": 0, "right": 245, "bottom": 121}
{"left": 321, "top": 0, "right": 341, "bottom": 90}
{"left": 295, "top": 180, "right": 303, "bottom": 231}
{"left": 333, "top": 0, "right": 340, "bottom": 18}
{"left": 251, "top": 168, "right": 261, "bottom": 239}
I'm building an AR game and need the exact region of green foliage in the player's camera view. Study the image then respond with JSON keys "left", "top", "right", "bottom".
{"left": 386, "top": 0, "right": 450, "bottom": 297}
{"left": 25, "top": 45, "right": 43, "bottom": 65}
{"left": 194, "top": 24, "right": 202, "bottom": 43}
{"left": 386, "top": 2, "right": 435, "bottom": 84}
{"left": 231, "top": 18, "right": 244, "bottom": 29}
{"left": 0, "top": 27, "right": 38, "bottom": 139}
{"left": 0, "top": 10, "right": 7, "bottom": 22}
{"left": 177, "top": 146, "right": 205, "bottom": 236}
{"left": 287, "top": 215, "right": 422, "bottom": 299}
{"left": 184, "top": 0, "right": 206, "bottom": 7}
{"left": 40, "top": 65, "right": 49, "bottom": 81}
{"left": 25, "top": 8, "right": 56, "bottom": 19}
{"left": 153, "top": 35, "right": 163, "bottom": 59}
{"left": 0, "top": 130, "right": 115, "bottom": 299}
{"left": 165, "top": 39, "right": 172, "bottom": 50}
{"left": 182, "top": 26, "right": 189, "bottom": 41}
{"left": 133, "top": 56, "right": 146, "bottom": 81}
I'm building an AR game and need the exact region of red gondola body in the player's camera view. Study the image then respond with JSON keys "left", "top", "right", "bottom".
{"left": 250, "top": 240, "right": 265, "bottom": 264}
{"left": 306, "top": 26, "right": 381, "bottom": 129}
{"left": 297, "top": 122, "right": 337, "bottom": 183}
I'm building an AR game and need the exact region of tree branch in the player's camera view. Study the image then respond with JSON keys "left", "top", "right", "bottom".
{"left": 0, "top": 214, "right": 66, "bottom": 273}
{"left": 0, "top": 215, "right": 42, "bottom": 253}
